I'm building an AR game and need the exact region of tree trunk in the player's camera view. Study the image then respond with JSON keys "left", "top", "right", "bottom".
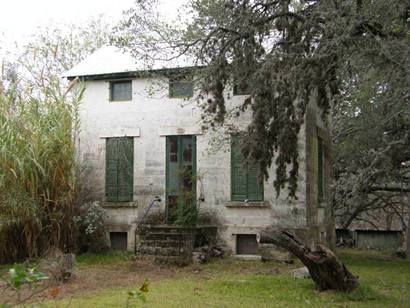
{"left": 257, "top": 229, "right": 359, "bottom": 292}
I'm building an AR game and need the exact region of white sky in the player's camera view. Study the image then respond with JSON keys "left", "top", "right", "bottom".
{"left": 0, "top": 0, "right": 187, "bottom": 58}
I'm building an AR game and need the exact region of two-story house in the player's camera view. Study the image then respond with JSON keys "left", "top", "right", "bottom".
{"left": 65, "top": 46, "right": 334, "bottom": 254}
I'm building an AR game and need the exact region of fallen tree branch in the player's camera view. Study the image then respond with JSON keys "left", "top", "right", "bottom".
{"left": 257, "top": 229, "right": 359, "bottom": 292}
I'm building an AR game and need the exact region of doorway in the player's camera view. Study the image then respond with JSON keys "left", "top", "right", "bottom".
{"left": 165, "top": 135, "right": 196, "bottom": 223}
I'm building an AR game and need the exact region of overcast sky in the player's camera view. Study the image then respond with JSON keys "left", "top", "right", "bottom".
{"left": 0, "top": 0, "right": 187, "bottom": 57}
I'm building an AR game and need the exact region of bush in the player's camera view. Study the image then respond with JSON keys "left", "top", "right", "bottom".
{"left": 74, "top": 202, "right": 109, "bottom": 253}
{"left": 175, "top": 193, "right": 199, "bottom": 227}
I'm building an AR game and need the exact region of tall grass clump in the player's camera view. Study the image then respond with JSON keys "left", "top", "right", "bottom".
{"left": 0, "top": 84, "right": 83, "bottom": 263}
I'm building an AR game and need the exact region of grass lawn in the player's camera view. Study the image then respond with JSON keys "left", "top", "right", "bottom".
{"left": 2, "top": 249, "right": 409, "bottom": 307}
{"left": 39, "top": 249, "right": 409, "bottom": 308}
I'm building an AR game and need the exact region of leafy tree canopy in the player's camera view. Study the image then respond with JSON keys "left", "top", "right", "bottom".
{"left": 119, "top": 0, "right": 410, "bottom": 199}
{"left": 1, "top": 16, "right": 113, "bottom": 100}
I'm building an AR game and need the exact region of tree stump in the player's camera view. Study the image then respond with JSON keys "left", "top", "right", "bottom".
{"left": 257, "top": 229, "right": 359, "bottom": 292}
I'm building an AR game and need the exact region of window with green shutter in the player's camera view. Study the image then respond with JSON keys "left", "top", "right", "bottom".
{"left": 231, "top": 135, "right": 263, "bottom": 201}
{"left": 233, "top": 79, "right": 250, "bottom": 96}
{"left": 105, "top": 137, "right": 134, "bottom": 202}
{"left": 317, "top": 136, "right": 325, "bottom": 202}
{"left": 110, "top": 80, "right": 132, "bottom": 101}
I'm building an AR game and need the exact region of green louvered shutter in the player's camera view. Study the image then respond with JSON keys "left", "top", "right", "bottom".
{"left": 247, "top": 161, "right": 263, "bottom": 201}
{"left": 117, "top": 137, "right": 134, "bottom": 202}
{"left": 231, "top": 135, "right": 264, "bottom": 202}
{"left": 106, "top": 138, "right": 118, "bottom": 201}
{"left": 231, "top": 136, "right": 248, "bottom": 201}
{"left": 317, "top": 136, "right": 324, "bottom": 201}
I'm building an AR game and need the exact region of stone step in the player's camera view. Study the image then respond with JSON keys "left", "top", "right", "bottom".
{"left": 136, "top": 245, "right": 191, "bottom": 256}
{"left": 138, "top": 225, "right": 198, "bottom": 234}
{"left": 139, "top": 239, "right": 192, "bottom": 248}
{"left": 140, "top": 232, "right": 194, "bottom": 241}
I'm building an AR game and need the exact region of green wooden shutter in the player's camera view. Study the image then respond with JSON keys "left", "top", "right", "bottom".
{"left": 117, "top": 137, "right": 134, "bottom": 202}
{"left": 231, "top": 135, "right": 264, "bottom": 201}
{"left": 247, "top": 161, "right": 263, "bottom": 201}
{"left": 231, "top": 136, "right": 247, "bottom": 201}
{"left": 317, "top": 137, "right": 324, "bottom": 201}
{"left": 106, "top": 138, "right": 118, "bottom": 201}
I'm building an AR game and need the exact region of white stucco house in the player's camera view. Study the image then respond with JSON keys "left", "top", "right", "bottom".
{"left": 65, "top": 46, "right": 334, "bottom": 254}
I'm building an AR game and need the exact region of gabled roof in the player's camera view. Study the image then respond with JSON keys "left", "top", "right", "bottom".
{"left": 63, "top": 46, "right": 197, "bottom": 79}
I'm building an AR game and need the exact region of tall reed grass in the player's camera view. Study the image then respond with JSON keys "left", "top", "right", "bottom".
{"left": 0, "top": 85, "right": 83, "bottom": 263}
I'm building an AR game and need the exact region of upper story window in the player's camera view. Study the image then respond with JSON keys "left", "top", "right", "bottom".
{"left": 233, "top": 78, "right": 250, "bottom": 96}
{"left": 169, "top": 77, "right": 193, "bottom": 98}
{"left": 110, "top": 80, "right": 132, "bottom": 101}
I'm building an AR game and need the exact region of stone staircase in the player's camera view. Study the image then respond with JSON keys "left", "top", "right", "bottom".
{"left": 135, "top": 225, "right": 195, "bottom": 266}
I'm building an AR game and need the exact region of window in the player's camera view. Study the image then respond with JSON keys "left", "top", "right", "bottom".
{"left": 233, "top": 77, "right": 250, "bottom": 96}
{"left": 110, "top": 80, "right": 132, "bottom": 101}
{"left": 110, "top": 232, "right": 128, "bottom": 251}
{"left": 106, "top": 137, "right": 134, "bottom": 202}
{"left": 169, "top": 77, "right": 193, "bottom": 98}
{"left": 231, "top": 135, "right": 263, "bottom": 201}
{"left": 317, "top": 136, "right": 325, "bottom": 201}
{"left": 236, "top": 234, "right": 258, "bottom": 255}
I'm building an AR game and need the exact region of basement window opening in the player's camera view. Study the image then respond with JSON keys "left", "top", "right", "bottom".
{"left": 236, "top": 234, "right": 259, "bottom": 255}
{"left": 110, "top": 232, "right": 128, "bottom": 251}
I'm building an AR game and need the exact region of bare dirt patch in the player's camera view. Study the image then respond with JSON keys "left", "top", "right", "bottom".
{"left": 40, "top": 260, "right": 182, "bottom": 301}
{"left": 1, "top": 259, "right": 180, "bottom": 304}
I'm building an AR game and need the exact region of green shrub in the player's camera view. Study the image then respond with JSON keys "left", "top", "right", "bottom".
{"left": 74, "top": 202, "right": 109, "bottom": 253}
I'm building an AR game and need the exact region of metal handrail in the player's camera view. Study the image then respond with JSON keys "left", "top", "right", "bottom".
{"left": 134, "top": 196, "right": 162, "bottom": 254}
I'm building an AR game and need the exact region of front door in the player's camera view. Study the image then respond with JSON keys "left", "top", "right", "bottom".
{"left": 166, "top": 135, "right": 196, "bottom": 223}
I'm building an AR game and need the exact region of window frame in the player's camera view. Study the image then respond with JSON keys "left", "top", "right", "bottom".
{"left": 168, "top": 77, "right": 194, "bottom": 99}
{"left": 109, "top": 80, "right": 132, "bottom": 102}
{"left": 233, "top": 77, "right": 250, "bottom": 96}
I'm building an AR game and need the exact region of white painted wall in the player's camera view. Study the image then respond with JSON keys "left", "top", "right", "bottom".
{"left": 77, "top": 76, "right": 309, "bottom": 252}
